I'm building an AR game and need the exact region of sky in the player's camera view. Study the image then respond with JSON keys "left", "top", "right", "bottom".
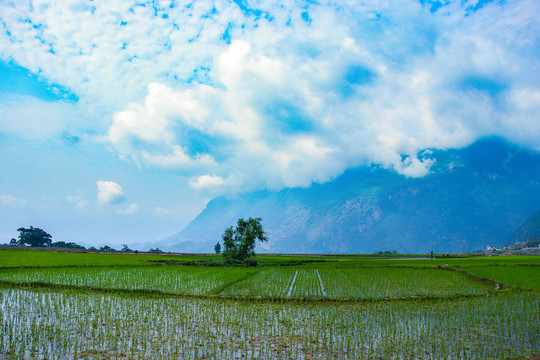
{"left": 1, "top": 0, "right": 539, "bottom": 249}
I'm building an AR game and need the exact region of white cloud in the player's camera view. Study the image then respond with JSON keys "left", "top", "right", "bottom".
{"left": 106, "top": 83, "right": 218, "bottom": 168}
{"left": 141, "top": 146, "right": 216, "bottom": 168}
{"left": 189, "top": 175, "right": 224, "bottom": 189}
{"left": 96, "top": 181, "right": 125, "bottom": 204}
{"left": 96, "top": 181, "right": 139, "bottom": 215}
{"left": 116, "top": 203, "right": 139, "bottom": 215}
{"left": 1, "top": 0, "right": 539, "bottom": 195}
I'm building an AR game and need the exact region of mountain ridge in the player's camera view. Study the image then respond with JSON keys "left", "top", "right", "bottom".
{"left": 508, "top": 209, "right": 540, "bottom": 245}
{"left": 164, "top": 137, "right": 540, "bottom": 254}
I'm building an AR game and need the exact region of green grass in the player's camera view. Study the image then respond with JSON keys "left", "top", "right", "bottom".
{"left": 464, "top": 265, "right": 540, "bottom": 290}
{"left": 2, "top": 250, "right": 538, "bottom": 299}
{"left": 0, "top": 249, "right": 332, "bottom": 268}
{"left": 2, "top": 249, "right": 538, "bottom": 268}
{"left": 320, "top": 266, "right": 493, "bottom": 298}
{"left": 331, "top": 255, "right": 540, "bottom": 268}
{"left": 219, "top": 268, "right": 296, "bottom": 297}
{"left": 0, "top": 249, "right": 222, "bottom": 267}
{"left": 217, "top": 266, "right": 495, "bottom": 299}
{"left": 0, "top": 265, "right": 251, "bottom": 295}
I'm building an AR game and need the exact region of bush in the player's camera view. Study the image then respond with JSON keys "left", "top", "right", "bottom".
{"left": 242, "top": 259, "right": 258, "bottom": 267}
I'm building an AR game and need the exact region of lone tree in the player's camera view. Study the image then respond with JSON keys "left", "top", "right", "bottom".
{"left": 222, "top": 217, "right": 267, "bottom": 264}
{"left": 16, "top": 226, "right": 52, "bottom": 247}
{"left": 214, "top": 241, "right": 221, "bottom": 254}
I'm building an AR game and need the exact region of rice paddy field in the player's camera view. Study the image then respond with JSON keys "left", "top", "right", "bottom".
{"left": 0, "top": 249, "right": 539, "bottom": 359}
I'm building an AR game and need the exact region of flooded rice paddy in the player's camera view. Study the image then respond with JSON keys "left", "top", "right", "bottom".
{"left": 0, "top": 288, "right": 538, "bottom": 359}
{"left": 1, "top": 253, "right": 539, "bottom": 359}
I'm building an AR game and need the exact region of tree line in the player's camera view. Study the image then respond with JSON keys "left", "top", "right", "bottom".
{"left": 5, "top": 226, "right": 144, "bottom": 252}
{"left": 7, "top": 218, "right": 269, "bottom": 264}
{"left": 7, "top": 226, "right": 86, "bottom": 249}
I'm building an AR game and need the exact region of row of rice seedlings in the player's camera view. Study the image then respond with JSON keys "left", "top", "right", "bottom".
{"left": 288, "top": 269, "right": 325, "bottom": 298}
{"left": 464, "top": 265, "right": 540, "bottom": 290}
{"left": 219, "top": 268, "right": 278, "bottom": 296}
{"left": 319, "top": 267, "right": 362, "bottom": 298}
{"left": 0, "top": 265, "right": 501, "bottom": 300}
{"left": 223, "top": 268, "right": 328, "bottom": 298}
{"left": 0, "top": 266, "right": 249, "bottom": 295}
{"left": 222, "top": 268, "right": 300, "bottom": 298}
{"left": 319, "top": 267, "right": 493, "bottom": 298}
{"left": 1, "top": 288, "right": 538, "bottom": 359}
{"left": 222, "top": 268, "right": 327, "bottom": 298}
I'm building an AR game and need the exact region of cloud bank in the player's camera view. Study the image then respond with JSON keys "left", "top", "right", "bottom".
{"left": 1, "top": 0, "right": 539, "bottom": 195}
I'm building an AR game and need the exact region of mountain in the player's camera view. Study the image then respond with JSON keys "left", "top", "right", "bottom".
{"left": 508, "top": 209, "right": 540, "bottom": 244}
{"left": 491, "top": 237, "right": 540, "bottom": 255}
{"left": 164, "top": 137, "right": 540, "bottom": 254}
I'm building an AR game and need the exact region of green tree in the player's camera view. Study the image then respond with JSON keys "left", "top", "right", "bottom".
{"left": 16, "top": 226, "right": 52, "bottom": 247}
{"left": 222, "top": 217, "right": 267, "bottom": 264}
{"left": 214, "top": 241, "right": 221, "bottom": 254}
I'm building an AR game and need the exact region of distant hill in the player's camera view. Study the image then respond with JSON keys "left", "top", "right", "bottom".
{"left": 163, "top": 138, "right": 540, "bottom": 254}
{"left": 508, "top": 209, "right": 540, "bottom": 244}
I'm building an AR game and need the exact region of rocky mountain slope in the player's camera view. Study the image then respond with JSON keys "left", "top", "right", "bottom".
{"left": 164, "top": 138, "right": 540, "bottom": 254}
{"left": 508, "top": 209, "right": 540, "bottom": 245}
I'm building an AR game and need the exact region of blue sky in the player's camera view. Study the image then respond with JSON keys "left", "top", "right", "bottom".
{"left": 1, "top": 0, "right": 539, "bottom": 249}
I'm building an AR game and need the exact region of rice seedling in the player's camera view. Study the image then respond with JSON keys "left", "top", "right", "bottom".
{"left": 318, "top": 266, "right": 493, "bottom": 298}
{"left": 1, "top": 251, "right": 538, "bottom": 359}
{"left": 0, "top": 288, "right": 537, "bottom": 359}
{"left": 0, "top": 266, "right": 250, "bottom": 295}
{"left": 288, "top": 268, "right": 327, "bottom": 298}
{"left": 0, "top": 264, "right": 510, "bottom": 300}
{"left": 463, "top": 265, "right": 540, "bottom": 290}
{"left": 219, "top": 268, "right": 296, "bottom": 297}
